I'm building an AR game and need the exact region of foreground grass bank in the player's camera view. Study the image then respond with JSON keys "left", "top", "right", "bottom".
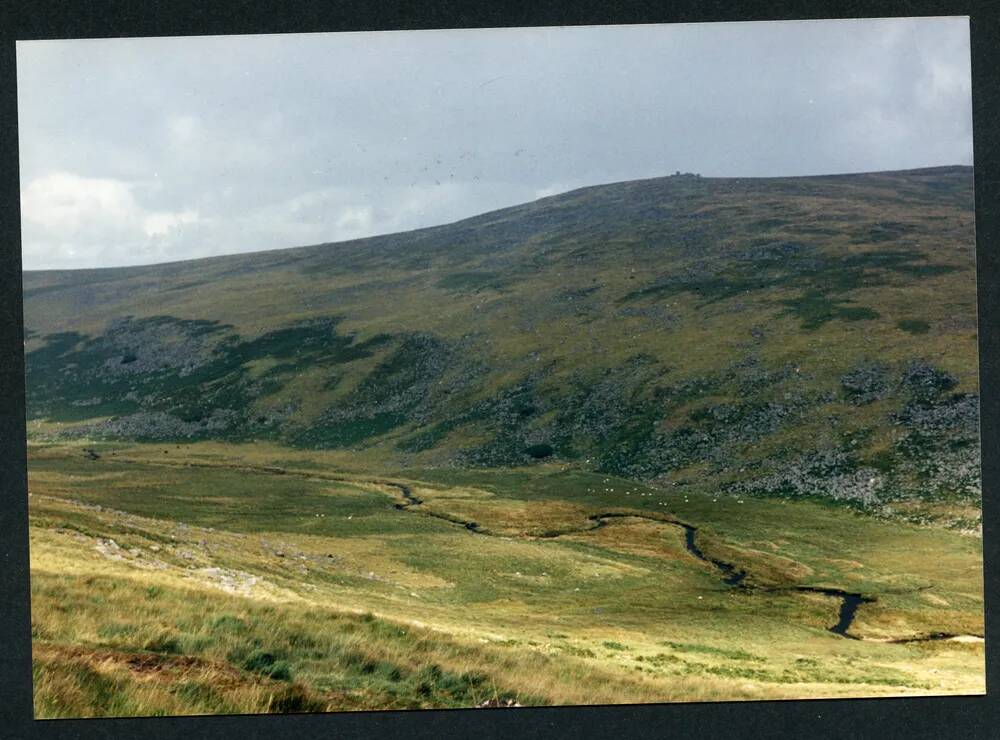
{"left": 28, "top": 442, "right": 984, "bottom": 717}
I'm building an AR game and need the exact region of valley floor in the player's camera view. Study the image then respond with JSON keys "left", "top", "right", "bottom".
{"left": 27, "top": 441, "right": 985, "bottom": 717}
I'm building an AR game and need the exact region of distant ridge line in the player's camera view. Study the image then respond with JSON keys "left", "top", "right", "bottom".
{"left": 22, "top": 164, "right": 972, "bottom": 276}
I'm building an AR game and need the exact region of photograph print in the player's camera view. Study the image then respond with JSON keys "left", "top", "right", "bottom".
{"left": 18, "top": 17, "right": 984, "bottom": 718}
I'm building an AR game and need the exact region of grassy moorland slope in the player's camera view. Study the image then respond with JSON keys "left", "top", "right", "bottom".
{"left": 23, "top": 166, "right": 984, "bottom": 715}
{"left": 23, "top": 166, "right": 980, "bottom": 523}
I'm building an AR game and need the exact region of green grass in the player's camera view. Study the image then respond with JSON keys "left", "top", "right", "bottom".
{"left": 898, "top": 319, "right": 931, "bottom": 335}
{"left": 26, "top": 442, "right": 984, "bottom": 717}
{"left": 436, "top": 271, "right": 510, "bottom": 293}
{"left": 22, "top": 166, "right": 984, "bottom": 716}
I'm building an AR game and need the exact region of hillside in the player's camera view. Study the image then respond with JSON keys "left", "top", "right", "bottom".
{"left": 24, "top": 166, "right": 986, "bottom": 714}
{"left": 23, "top": 166, "right": 981, "bottom": 523}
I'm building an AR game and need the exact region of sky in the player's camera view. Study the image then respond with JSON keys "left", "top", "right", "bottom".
{"left": 17, "top": 17, "right": 972, "bottom": 271}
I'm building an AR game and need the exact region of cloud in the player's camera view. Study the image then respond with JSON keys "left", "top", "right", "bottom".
{"left": 21, "top": 171, "right": 140, "bottom": 225}
{"left": 167, "top": 115, "right": 202, "bottom": 149}
{"left": 20, "top": 172, "right": 201, "bottom": 268}
{"left": 143, "top": 209, "right": 199, "bottom": 237}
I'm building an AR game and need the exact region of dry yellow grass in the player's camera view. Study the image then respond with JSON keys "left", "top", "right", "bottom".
{"left": 26, "top": 442, "right": 985, "bottom": 718}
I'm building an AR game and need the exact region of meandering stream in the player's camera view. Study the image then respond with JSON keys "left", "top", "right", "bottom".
{"left": 92, "top": 455, "right": 978, "bottom": 641}
{"left": 384, "top": 481, "right": 876, "bottom": 637}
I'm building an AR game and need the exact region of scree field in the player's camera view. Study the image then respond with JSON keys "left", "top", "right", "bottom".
{"left": 24, "top": 167, "right": 984, "bottom": 716}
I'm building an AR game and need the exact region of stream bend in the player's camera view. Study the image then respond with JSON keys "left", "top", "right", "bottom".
{"left": 98, "top": 457, "right": 884, "bottom": 639}
{"left": 383, "top": 482, "right": 872, "bottom": 638}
